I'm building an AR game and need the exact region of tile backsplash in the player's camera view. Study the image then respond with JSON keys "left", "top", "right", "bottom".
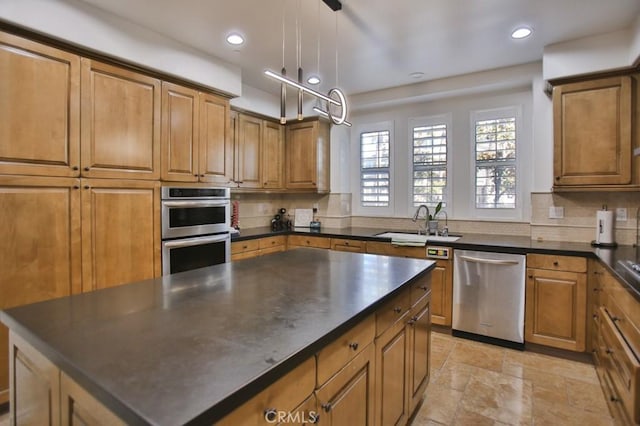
{"left": 233, "top": 191, "right": 639, "bottom": 245}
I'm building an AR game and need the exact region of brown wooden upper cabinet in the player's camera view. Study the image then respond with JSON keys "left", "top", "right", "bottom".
{"left": 161, "top": 83, "right": 232, "bottom": 184}
{"left": 81, "top": 59, "right": 160, "bottom": 180}
{"left": 0, "top": 32, "right": 80, "bottom": 177}
{"left": 285, "top": 119, "right": 330, "bottom": 192}
{"left": 553, "top": 75, "right": 636, "bottom": 189}
{"left": 234, "top": 112, "right": 284, "bottom": 189}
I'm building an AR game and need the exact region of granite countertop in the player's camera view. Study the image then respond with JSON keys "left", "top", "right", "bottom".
{"left": 0, "top": 249, "right": 435, "bottom": 425}
{"left": 232, "top": 226, "right": 640, "bottom": 300}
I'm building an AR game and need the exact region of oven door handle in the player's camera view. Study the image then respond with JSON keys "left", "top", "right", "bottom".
{"left": 163, "top": 234, "right": 229, "bottom": 249}
{"left": 162, "top": 200, "right": 229, "bottom": 208}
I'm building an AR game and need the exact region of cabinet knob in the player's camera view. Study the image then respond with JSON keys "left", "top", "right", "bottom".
{"left": 310, "top": 413, "right": 320, "bottom": 424}
{"left": 593, "top": 288, "right": 600, "bottom": 292}
{"left": 200, "top": 174, "right": 205, "bottom": 178}
{"left": 84, "top": 185, "right": 90, "bottom": 190}
{"left": 194, "top": 174, "right": 198, "bottom": 177}
{"left": 321, "top": 403, "right": 332, "bottom": 413}
{"left": 610, "top": 395, "right": 620, "bottom": 403}
{"left": 528, "top": 275, "right": 533, "bottom": 279}
{"left": 555, "top": 176, "right": 560, "bottom": 181}
{"left": 611, "top": 316, "right": 620, "bottom": 322}
{"left": 553, "top": 261, "right": 559, "bottom": 266}
{"left": 73, "top": 185, "right": 80, "bottom": 190}
{"left": 606, "top": 348, "right": 613, "bottom": 355}
{"left": 393, "top": 307, "right": 402, "bottom": 314}
{"left": 419, "top": 286, "right": 428, "bottom": 291}
{"left": 84, "top": 167, "right": 90, "bottom": 172}
{"left": 264, "top": 408, "right": 277, "bottom": 422}
{"left": 408, "top": 316, "right": 418, "bottom": 325}
{"left": 348, "top": 342, "right": 359, "bottom": 351}
{"left": 72, "top": 166, "right": 79, "bottom": 171}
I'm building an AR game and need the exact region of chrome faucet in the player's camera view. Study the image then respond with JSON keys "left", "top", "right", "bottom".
{"left": 437, "top": 210, "right": 449, "bottom": 237}
{"left": 412, "top": 204, "right": 430, "bottom": 235}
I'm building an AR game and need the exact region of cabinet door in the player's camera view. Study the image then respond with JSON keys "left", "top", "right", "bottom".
{"left": 161, "top": 82, "right": 199, "bottom": 182}
{"left": 9, "top": 332, "right": 61, "bottom": 426}
{"left": 316, "top": 344, "right": 375, "bottom": 426}
{"left": 0, "top": 176, "right": 81, "bottom": 405}
{"left": 199, "top": 93, "right": 233, "bottom": 184}
{"left": 525, "top": 268, "right": 587, "bottom": 351}
{"left": 0, "top": 32, "right": 80, "bottom": 177}
{"left": 407, "top": 299, "right": 431, "bottom": 414}
{"left": 236, "top": 114, "right": 262, "bottom": 188}
{"left": 553, "top": 76, "right": 632, "bottom": 186}
{"left": 81, "top": 179, "right": 161, "bottom": 291}
{"left": 286, "top": 121, "right": 317, "bottom": 189}
{"left": 430, "top": 260, "right": 452, "bottom": 326}
{"left": 81, "top": 59, "right": 160, "bottom": 179}
{"left": 61, "top": 373, "right": 124, "bottom": 425}
{"left": 262, "top": 121, "right": 284, "bottom": 188}
{"left": 374, "top": 318, "right": 409, "bottom": 426}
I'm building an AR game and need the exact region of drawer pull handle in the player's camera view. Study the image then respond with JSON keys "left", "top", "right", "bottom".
{"left": 348, "top": 342, "right": 359, "bottom": 351}
{"left": 393, "top": 307, "right": 402, "bottom": 314}
{"left": 606, "top": 348, "right": 613, "bottom": 355}
{"left": 321, "top": 403, "right": 332, "bottom": 412}
{"left": 408, "top": 316, "right": 418, "bottom": 325}
{"left": 610, "top": 395, "right": 620, "bottom": 403}
{"left": 553, "top": 261, "right": 559, "bottom": 266}
{"left": 611, "top": 316, "right": 620, "bottom": 322}
{"left": 264, "top": 408, "right": 278, "bottom": 422}
{"left": 419, "top": 286, "right": 428, "bottom": 291}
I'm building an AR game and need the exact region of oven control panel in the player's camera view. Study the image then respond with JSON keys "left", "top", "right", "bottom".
{"left": 426, "top": 246, "right": 451, "bottom": 259}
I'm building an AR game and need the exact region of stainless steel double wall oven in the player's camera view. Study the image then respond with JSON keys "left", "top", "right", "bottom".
{"left": 161, "top": 187, "right": 231, "bottom": 275}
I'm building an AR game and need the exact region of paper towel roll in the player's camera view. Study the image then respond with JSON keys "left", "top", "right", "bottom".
{"left": 595, "top": 209, "right": 615, "bottom": 245}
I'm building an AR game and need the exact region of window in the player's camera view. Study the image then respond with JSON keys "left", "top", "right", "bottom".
{"left": 412, "top": 123, "right": 447, "bottom": 208}
{"left": 474, "top": 116, "right": 516, "bottom": 209}
{"left": 360, "top": 130, "right": 390, "bottom": 207}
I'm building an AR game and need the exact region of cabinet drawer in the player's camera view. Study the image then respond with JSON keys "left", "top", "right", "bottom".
{"left": 288, "top": 235, "right": 331, "bottom": 249}
{"left": 410, "top": 274, "right": 431, "bottom": 308}
{"left": 330, "top": 238, "right": 365, "bottom": 253}
{"left": 366, "top": 241, "right": 425, "bottom": 258}
{"left": 602, "top": 272, "right": 640, "bottom": 359}
{"left": 526, "top": 254, "right": 586, "bottom": 273}
{"left": 259, "top": 236, "right": 286, "bottom": 250}
{"left": 376, "top": 288, "right": 411, "bottom": 337}
{"left": 231, "top": 239, "right": 260, "bottom": 254}
{"left": 600, "top": 308, "right": 640, "bottom": 424}
{"left": 316, "top": 315, "right": 375, "bottom": 386}
{"left": 259, "top": 246, "right": 286, "bottom": 256}
{"left": 218, "top": 357, "right": 316, "bottom": 426}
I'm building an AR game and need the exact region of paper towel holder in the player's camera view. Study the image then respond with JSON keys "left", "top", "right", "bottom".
{"left": 591, "top": 204, "right": 617, "bottom": 248}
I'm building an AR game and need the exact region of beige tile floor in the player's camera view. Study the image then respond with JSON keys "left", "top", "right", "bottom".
{"left": 0, "top": 331, "right": 613, "bottom": 426}
{"left": 411, "top": 331, "right": 613, "bottom": 426}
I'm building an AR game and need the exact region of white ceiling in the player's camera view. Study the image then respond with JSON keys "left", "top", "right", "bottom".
{"left": 77, "top": 0, "right": 640, "bottom": 96}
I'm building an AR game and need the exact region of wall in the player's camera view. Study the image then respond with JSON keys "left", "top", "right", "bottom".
{"left": 0, "top": 0, "right": 242, "bottom": 96}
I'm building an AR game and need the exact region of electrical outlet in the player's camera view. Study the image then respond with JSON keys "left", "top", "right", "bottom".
{"left": 548, "top": 206, "right": 564, "bottom": 219}
{"left": 616, "top": 207, "right": 628, "bottom": 221}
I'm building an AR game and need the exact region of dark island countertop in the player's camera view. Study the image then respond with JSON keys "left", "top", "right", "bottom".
{"left": 232, "top": 226, "right": 640, "bottom": 300}
{"left": 0, "top": 249, "right": 435, "bottom": 425}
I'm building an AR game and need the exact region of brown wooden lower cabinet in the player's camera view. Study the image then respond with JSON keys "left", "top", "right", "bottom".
{"left": 330, "top": 238, "right": 366, "bottom": 253}
{"left": 316, "top": 344, "right": 376, "bottom": 426}
{"left": 288, "top": 235, "right": 331, "bottom": 249}
{"left": 525, "top": 266, "right": 587, "bottom": 351}
{"left": 429, "top": 258, "right": 452, "bottom": 326}
{"left": 231, "top": 236, "right": 287, "bottom": 261}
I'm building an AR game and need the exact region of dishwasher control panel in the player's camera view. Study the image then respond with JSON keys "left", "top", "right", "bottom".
{"left": 426, "top": 246, "right": 451, "bottom": 259}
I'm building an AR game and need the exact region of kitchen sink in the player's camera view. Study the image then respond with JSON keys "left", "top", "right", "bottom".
{"left": 375, "top": 232, "right": 461, "bottom": 243}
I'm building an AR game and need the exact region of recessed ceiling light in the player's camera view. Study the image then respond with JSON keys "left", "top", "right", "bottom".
{"left": 307, "top": 76, "right": 321, "bottom": 85}
{"left": 511, "top": 27, "right": 532, "bottom": 39}
{"left": 409, "top": 72, "right": 424, "bottom": 79}
{"left": 226, "top": 33, "right": 244, "bottom": 46}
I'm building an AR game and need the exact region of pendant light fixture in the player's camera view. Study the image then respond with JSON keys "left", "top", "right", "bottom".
{"left": 264, "top": 0, "right": 350, "bottom": 126}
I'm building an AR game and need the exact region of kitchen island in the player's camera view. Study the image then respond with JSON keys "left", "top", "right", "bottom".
{"left": 1, "top": 248, "right": 434, "bottom": 425}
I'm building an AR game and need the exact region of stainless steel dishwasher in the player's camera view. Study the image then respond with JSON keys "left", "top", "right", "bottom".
{"left": 452, "top": 250, "right": 526, "bottom": 349}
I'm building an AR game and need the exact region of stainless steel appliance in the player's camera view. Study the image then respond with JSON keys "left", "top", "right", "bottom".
{"left": 161, "top": 187, "right": 231, "bottom": 275}
{"left": 453, "top": 249, "right": 526, "bottom": 348}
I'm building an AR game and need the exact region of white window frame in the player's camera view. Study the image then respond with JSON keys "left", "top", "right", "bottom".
{"left": 407, "top": 114, "right": 452, "bottom": 216}
{"left": 351, "top": 120, "right": 394, "bottom": 217}
{"left": 469, "top": 106, "right": 524, "bottom": 221}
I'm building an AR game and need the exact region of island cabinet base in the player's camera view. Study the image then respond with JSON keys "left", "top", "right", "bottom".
{"left": 8, "top": 331, "right": 123, "bottom": 426}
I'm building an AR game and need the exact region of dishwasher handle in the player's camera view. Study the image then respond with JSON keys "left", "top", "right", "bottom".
{"left": 458, "top": 255, "right": 520, "bottom": 266}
